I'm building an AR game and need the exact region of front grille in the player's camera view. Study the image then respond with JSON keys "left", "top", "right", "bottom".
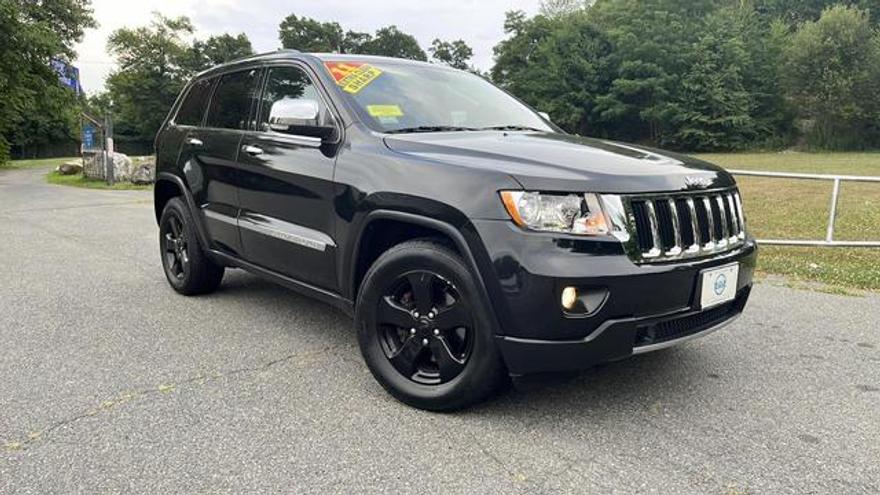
{"left": 634, "top": 302, "right": 737, "bottom": 348}
{"left": 627, "top": 189, "right": 745, "bottom": 262}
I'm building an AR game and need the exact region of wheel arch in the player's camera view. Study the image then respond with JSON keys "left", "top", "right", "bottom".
{"left": 349, "top": 210, "right": 502, "bottom": 336}
{"left": 154, "top": 172, "right": 213, "bottom": 252}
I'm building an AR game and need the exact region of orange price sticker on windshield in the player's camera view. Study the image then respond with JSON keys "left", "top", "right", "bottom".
{"left": 324, "top": 62, "right": 383, "bottom": 94}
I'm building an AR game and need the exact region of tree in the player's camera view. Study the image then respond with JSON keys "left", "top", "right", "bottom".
{"left": 540, "top": 0, "right": 588, "bottom": 18}
{"left": 783, "top": 5, "right": 880, "bottom": 149}
{"left": 279, "top": 14, "right": 344, "bottom": 52}
{"left": 0, "top": 0, "right": 95, "bottom": 164}
{"left": 279, "top": 15, "right": 427, "bottom": 60}
{"left": 492, "top": 11, "right": 614, "bottom": 136}
{"left": 756, "top": 0, "right": 880, "bottom": 26}
{"left": 188, "top": 33, "right": 254, "bottom": 71}
{"left": 668, "top": 7, "right": 758, "bottom": 150}
{"left": 353, "top": 26, "right": 427, "bottom": 60}
{"left": 105, "top": 14, "right": 195, "bottom": 144}
{"left": 429, "top": 39, "right": 474, "bottom": 70}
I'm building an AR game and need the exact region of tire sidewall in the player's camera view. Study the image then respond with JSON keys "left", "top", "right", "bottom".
{"left": 356, "top": 242, "right": 502, "bottom": 410}
{"left": 159, "top": 198, "right": 196, "bottom": 291}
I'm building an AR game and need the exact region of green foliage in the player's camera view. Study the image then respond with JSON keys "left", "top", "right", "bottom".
{"left": 429, "top": 39, "right": 475, "bottom": 70}
{"left": 279, "top": 14, "right": 344, "bottom": 52}
{"left": 783, "top": 5, "right": 880, "bottom": 149}
{"left": 187, "top": 33, "right": 254, "bottom": 70}
{"left": 491, "top": 1, "right": 880, "bottom": 151}
{"left": 279, "top": 14, "right": 428, "bottom": 60}
{"left": 357, "top": 26, "right": 426, "bottom": 60}
{"left": 104, "top": 14, "right": 195, "bottom": 143}
{"left": 0, "top": 0, "right": 95, "bottom": 165}
{"left": 102, "top": 15, "right": 255, "bottom": 144}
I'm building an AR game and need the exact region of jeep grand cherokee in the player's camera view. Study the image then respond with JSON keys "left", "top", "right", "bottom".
{"left": 153, "top": 50, "right": 757, "bottom": 410}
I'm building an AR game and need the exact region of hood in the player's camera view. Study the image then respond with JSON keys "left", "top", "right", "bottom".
{"left": 383, "top": 131, "right": 734, "bottom": 194}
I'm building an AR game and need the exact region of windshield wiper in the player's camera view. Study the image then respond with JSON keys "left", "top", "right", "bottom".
{"left": 386, "top": 126, "right": 478, "bottom": 134}
{"left": 479, "top": 125, "right": 545, "bottom": 132}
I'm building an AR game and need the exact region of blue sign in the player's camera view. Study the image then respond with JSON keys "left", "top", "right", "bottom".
{"left": 82, "top": 123, "right": 98, "bottom": 151}
{"left": 50, "top": 59, "right": 82, "bottom": 94}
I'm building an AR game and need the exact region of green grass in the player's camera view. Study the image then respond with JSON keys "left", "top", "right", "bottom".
{"left": 45, "top": 170, "right": 152, "bottom": 191}
{"left": 692, "top": 152, "right": 880, "bottom": 292}
{"left": 2, "top": 157, "right": 79, "bottom": 170}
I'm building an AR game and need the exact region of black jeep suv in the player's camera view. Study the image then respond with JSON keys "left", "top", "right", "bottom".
{"left": 154, "top": 50, "right": 757, "bottom": 410}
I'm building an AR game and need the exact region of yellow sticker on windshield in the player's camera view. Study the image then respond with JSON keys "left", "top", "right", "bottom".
{"left": 367, "top": 105, "right": 404, "bottom": 118}
{"left": 324, "top": 62, "right": 383, "bottom": 94}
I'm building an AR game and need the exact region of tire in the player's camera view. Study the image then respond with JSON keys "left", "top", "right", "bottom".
{"left": 159, "top": 197, "right": 224, "bottom": 295}
{"left": 355, "top": 239, "right": 507, "bottom": 411}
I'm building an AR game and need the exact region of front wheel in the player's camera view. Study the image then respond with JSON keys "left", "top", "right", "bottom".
{"left": 355, "top": 240, "right": 507, "bottom": 411}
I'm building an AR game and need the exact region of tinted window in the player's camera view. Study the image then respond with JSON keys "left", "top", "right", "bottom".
{"left": 206, "top": 69, "right": 261, "bottom": 130}
{"left": 175, "top": 78, "right": 213, "bottom": 126}
{"left": 258, "top": 66, "right": 327, "bottom": 132}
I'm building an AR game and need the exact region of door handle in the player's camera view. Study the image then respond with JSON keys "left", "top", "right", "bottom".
{"left": 242, "top": 145, "right": 264, "bottom": 156}
{"left": 186, "top": 137, "right": 203, "bottom": 147}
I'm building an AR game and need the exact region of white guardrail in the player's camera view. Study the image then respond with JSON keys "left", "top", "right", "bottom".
{"left": 729, "top": 169, "right": 880, "bottom": 247}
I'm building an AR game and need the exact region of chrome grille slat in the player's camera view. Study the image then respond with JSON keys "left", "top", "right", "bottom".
{"left": 643, "top": 200, "right": 663, "bottom": 258}
{"left": 666, "top": 199, "right": 683, "bottom": 256}
{"left": 715, "top": 195, "right": 729, "bottom": 249}
{"left": 622, "top": 188, "right": 747, "bottom": 263}
{"left": 734, "top": 192, "right": 746, "bottom": 239}
{"left": 685, "top": 197, "right": 701, "bottom": 253}
{"left": 726, "top": 193, "right": 740, "bottom": 241}
{"left": 702, "top": 197, "right": 716, "bottom": 250}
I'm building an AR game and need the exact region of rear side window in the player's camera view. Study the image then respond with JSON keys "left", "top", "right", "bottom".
{"left": 175, "top": 78, "right": 213, "bottom": 126}
{"left": 205, "top": 69, "right": 261, "bottom": 130}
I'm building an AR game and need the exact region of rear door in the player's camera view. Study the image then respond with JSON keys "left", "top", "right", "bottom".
{"left": 236, "top": 63, "right": 340, "bottom": 290}
{"left": 179, "top": 68, "right": 262, "bottom": 256}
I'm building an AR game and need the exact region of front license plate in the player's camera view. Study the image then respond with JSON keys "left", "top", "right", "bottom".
{"left": 700, "top": 263, "right": 739, "bottom": 309}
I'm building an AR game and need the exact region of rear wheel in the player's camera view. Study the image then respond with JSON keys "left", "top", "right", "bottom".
{"left": 159, "top": 197, "right": 224, "bottom": 295}
{"left": 356, "top": 240, "right": 506, "bottom": 410}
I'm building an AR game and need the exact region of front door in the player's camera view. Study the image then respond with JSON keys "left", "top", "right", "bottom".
{"left": 237, "top": 64, "right": 340, "bottom": 291}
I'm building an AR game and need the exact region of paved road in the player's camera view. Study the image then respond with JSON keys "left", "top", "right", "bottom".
{"left": 1, "top": 166, "right": 879, "bottom": 494}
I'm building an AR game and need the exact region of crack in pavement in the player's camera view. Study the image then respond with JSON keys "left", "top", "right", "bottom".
{"left": 2, "top": 346, "right": 336, "bottom": 453}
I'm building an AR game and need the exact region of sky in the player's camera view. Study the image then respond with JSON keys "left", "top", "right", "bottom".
{"left": 73, "top": 0, "right": 541, "bottom": 94}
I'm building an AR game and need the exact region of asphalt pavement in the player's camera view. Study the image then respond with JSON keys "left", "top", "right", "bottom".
{"left": 1, "top": 166, "right": 878, "bottom": 494}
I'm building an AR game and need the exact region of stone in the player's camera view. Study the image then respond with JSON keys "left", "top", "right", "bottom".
{"left": 56, "top": 161, "right": 83, "bottom": 175}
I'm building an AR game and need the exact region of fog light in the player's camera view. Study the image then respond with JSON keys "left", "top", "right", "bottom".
{"left": 561, "top": 286, "right": 578, "bottom": 310}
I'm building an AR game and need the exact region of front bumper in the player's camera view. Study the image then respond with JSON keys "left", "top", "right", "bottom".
{"left": 496, "top": 286, "right": 750, "bottom": 375}
{"left": 469, "top": 219, "right": 757, "bottom": 375}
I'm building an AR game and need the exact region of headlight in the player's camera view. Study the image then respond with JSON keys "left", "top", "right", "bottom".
{"left": 499, "top": 191, "right": 610, "bottom": 235}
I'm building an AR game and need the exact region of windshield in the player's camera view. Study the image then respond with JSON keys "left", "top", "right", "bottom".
{"left": 322, "top": 60, "right": 555, "bottom": 134}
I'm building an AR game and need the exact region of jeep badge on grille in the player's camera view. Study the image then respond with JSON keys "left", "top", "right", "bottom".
{"left": 685, "top": 176, "right": 713, "bottom": 190}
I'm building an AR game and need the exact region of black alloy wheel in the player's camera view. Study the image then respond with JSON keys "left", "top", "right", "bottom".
{"left": 163, "top": 212, "right": 190, "bottom": 281}
{"left": 355, "top": 240, "right": 507, "bottom": 411}
{"left": 375, "top": 271, "right": 474, "bottom": 385}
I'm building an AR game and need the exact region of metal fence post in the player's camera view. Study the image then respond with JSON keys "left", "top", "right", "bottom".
{"left": 826, "top": 178, "right": 841, "bottom": 243}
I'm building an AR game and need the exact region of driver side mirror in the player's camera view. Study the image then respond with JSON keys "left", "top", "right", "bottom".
{"left": 268, "top": 99, "right": 336, "bottom": 140}
{"left": 538, "top": 111, "right": 552, "bottom": 122}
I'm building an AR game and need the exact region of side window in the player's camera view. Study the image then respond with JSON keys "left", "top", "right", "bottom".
{"left": 175, "top": 78, "right": 213, "bottom": 126}
{"left": 258, "top": 66, "right": 328, "bottom": 133}
{"left": 205, "top": 69, "right": 261, "bottom": 130}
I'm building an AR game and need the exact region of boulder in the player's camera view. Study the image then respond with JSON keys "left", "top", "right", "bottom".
{"left": 130, "top": 156, "right": 156, "bottom": 185}
{"left": 56, "top": 161, "right": 83, "bottom": 175}
{"left": 82, "top": 152, "right": 134, "bottom": 182}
